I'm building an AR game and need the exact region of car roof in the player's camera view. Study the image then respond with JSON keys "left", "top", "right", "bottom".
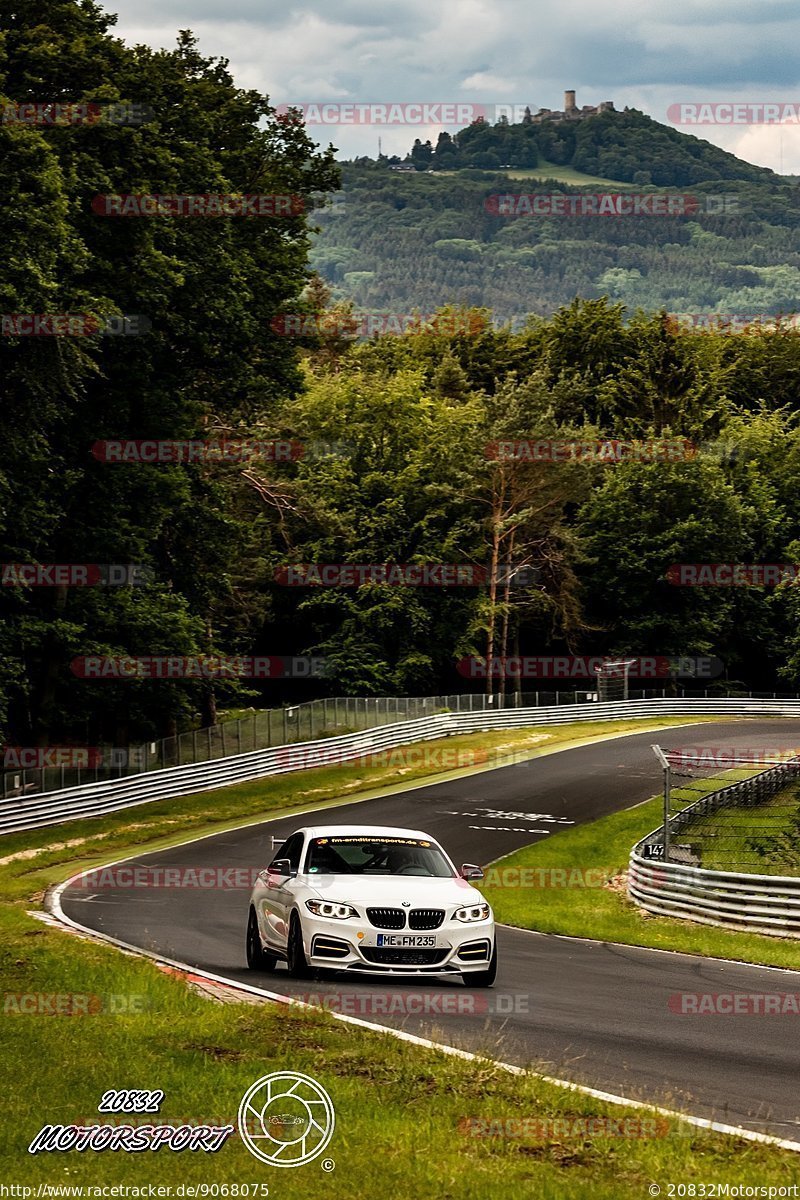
{"left": 296, "top": 824, "right": 437, "bottom": 841}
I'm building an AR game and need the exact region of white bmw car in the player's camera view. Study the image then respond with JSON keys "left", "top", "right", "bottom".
{"left": 246, "top": 824, "right": 497, "bottom": 986}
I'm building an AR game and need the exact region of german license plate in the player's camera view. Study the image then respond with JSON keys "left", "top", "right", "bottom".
{"left": 376, "top": 934, "right": 435, "bottom": 948}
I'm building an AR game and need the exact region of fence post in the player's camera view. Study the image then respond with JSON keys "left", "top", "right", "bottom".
{"left": 651, "top": 745, "right": 671, "bottom": 862}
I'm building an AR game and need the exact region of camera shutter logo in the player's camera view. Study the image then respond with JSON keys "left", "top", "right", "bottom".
{"left": 238, "top": 1071, "right": 335, "bottom": 1167}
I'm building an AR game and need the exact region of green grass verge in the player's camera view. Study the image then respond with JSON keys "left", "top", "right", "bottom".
{"left": 676, "top": 778, "right": 800, "bottom": 875}
{"left": 482, "top": 785, "right": 800, "bottom": 970}
{"left": 3, "top": 899, "right": 798, "bottom": 1196}
{"left": 501, "top": 162, "right": 635, "bottom": 186}
{"left": 3, "top": 715, "right": 798, "bottom": 1194}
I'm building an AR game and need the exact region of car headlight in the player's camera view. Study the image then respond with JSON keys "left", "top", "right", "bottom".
{"left": 454, "top": 903, "right": 491, "bottom": 923}
{"left": 305, "top": 899, "right": 359, "bottom": 920}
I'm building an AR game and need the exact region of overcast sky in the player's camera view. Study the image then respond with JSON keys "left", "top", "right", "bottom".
{"left": 110, "top": 0, "right": 800, "bottom": 171}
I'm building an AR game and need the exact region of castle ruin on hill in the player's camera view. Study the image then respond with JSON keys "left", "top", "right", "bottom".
{"left": 531, "top": 90, "right": 615, "bottom": 124}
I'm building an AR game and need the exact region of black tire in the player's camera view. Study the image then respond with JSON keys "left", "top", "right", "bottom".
{"left": 467, "top": 941, "right": 497, "bottom": 988}
{"left": 286, "top": 911, "right": 313, "bottom": 979}
{"left": 246, "top": 906, "right": 278, "bottom": 971}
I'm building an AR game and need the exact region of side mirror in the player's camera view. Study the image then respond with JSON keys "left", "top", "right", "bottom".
{"left": 460, "top": 863, "right": 484, "bottom": 881}
{"left": 269, "top": 858, "right": 296, "bottom": 880}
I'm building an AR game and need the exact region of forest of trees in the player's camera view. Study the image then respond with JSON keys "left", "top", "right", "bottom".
{"left": 392, "top": 109, "right": 777, "bottom": 185}
{"left": 6, "top": 2, "right": 800, "bottom": 750}
{"left": 311, "top": 165, "right": 800, "bottom": 325}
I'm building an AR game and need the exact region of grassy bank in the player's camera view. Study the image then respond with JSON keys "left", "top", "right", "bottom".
{"left": 676, "top": 778, "right": 800, "bottom": 875}
{"left": 2, "top": 897, "right": 798, "bottom": 1196}
{"left": 502, "top": 162, "right": 634, "bottom": 186}
{"left": 482, "top": 789, "right": 800, "bottom": 970}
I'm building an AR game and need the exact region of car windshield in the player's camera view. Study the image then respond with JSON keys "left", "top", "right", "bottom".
{"left": 304, "top": 835, "right": 454, "bottom": 878}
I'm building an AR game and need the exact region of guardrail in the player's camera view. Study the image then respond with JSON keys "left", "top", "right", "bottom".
{"left": 9, "top": 686, "right": 796, "bottom": 801}
{"left": 4, "top": 695, "right": 800, "bottom": 838}
{"left": 629, "top": 754, "right": 800, "bottom": 937}
{"left": 2, "top": 690, "right": 621, "bottom": 800}
{"left": 3, "top": 687, "right": 679, "bottom": 800}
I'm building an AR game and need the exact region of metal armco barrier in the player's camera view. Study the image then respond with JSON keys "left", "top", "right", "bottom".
{"left": 630, "top": 753, "right": 800, "bottom": 937}
{"left": 3, "top": 696, "right": 800, "bottom": 838}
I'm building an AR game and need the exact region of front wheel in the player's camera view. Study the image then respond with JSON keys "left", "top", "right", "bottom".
{"left": 286, "top": 911, "right": 313, "bottom": 979}
{"left": 466, "top": 941, "right": 497, "bottom": 988}
{"left": 246, "top": 906, "right": 278, "bottom": 971}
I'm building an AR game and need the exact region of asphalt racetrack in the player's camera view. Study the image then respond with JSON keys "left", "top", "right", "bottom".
{"left": 60, "top": 720, "right": 800, "bottom": 1140}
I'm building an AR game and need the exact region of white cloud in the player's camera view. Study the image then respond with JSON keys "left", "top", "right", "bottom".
{"left": 461, "top": 72, "right": 516, "bottom": 93}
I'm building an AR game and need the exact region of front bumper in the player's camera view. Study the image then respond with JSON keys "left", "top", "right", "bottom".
{"left": 301, "top": 912, "right": 495, "bottom": 975}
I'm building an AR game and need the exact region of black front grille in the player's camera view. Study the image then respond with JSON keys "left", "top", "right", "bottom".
{"left": 360, "top": 947, "right": 448, "bottom": 966}
{"left": 408, "top": 908, "right": 445, "bottom": 930}
{"left": 366, "top": 907, "right": 406, "bottom": 929}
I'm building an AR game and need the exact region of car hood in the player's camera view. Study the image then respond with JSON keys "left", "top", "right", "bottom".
{"left": 303, "top": 874, "right": 485, "bottom": 910}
